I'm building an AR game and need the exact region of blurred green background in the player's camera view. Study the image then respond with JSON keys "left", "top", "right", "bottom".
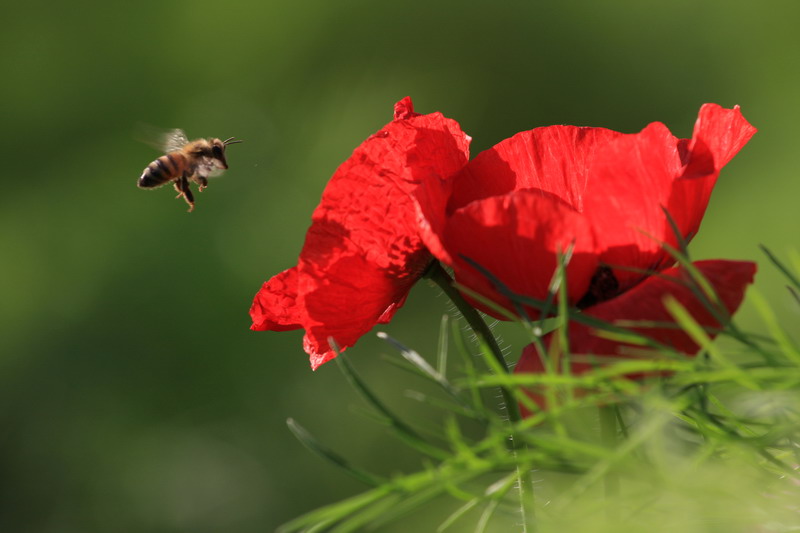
{"left": 1, "top": 1, "right": 798, "bottom": 531}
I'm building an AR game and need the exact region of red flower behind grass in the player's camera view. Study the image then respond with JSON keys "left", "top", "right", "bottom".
{"left": 250, "top": 98, "right": 470, "bottom": 369}
{"left": 412, "top": 104, "right": 757, "bottom": 407}
{"left": 515, "top": 260, "right": 757, "bottom": 389}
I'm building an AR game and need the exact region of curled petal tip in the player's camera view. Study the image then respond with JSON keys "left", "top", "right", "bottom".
{"left": 394, "top": 97, "right": 415, "bottom": 120}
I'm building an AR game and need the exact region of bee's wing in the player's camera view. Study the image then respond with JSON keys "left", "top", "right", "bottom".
{"left": 135, "top": 124, "right": 190, "bottom": 153}
{"left": 161, "top": 129, "right": 190, "bottom": 153}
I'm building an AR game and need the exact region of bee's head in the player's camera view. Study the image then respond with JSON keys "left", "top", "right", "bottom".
{"left": 208, "top": 137, "right": 243, "bottom": 169}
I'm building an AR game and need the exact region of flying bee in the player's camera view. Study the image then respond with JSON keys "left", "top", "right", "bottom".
{"left": 137, "top": 129, "right": 242, "bottom": 212}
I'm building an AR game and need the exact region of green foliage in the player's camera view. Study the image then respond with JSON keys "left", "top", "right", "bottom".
{"left": 282, "top": 250, "right": 800, "bottom": 532}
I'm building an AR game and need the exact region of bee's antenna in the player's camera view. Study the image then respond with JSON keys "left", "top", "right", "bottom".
{"left": 223, "top": 137, "right": 243, "bottom": 145}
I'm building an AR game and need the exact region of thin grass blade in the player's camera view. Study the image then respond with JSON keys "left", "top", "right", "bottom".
{"left": 334, "top": 349, "right": 449, "bottom": 460}
{"left": 438, "top": 314, "right": 450, "bottom": 376}
{"left": 748, "top": 288, "right": 800, "bottom": 364}
{"left": 286, "top": 418, "right": 386, "bottom": 487}
{"left": 761, "top": 244, "right": 800, "bottom": 291}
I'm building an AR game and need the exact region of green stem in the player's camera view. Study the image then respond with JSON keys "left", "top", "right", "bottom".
{"left": 425, "top": 261, "right": 536, "bottom": 529}
{"left": 426, "top": 263, "right": 518, "bottom": 414}
{"left": 599, "top": 404, "right": 620, "bottom": 521}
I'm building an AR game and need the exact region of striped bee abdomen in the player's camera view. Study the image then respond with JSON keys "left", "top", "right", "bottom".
{"left": 138, "top": 152, "right": 185, "bottom": 188}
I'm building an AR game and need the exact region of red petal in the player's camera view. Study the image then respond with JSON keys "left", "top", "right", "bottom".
{"left": 566, "top": 259, "right": 756, "bottom": 358}
{"left": 441, "top": 191, "right": 598, "bottom": 316}
{"left": 250, "top": 267, "right": 303, "bottom": 332}
{"left": 305, "top": 110, "right": 470, "bottom": 274}
{"left": 581, "top": 122, "right": 685, "bottom": 289}
{"left": 393, "top": 96, "right": 416, "bottom": 120}
{"left": 667, "top": 105, "right": 757, "bottom": 249}
{"left": 583, "top": 106, "right": 755, "bottom": 290}
{"left": 300, "top": 253, "right": 419, "bottom": 370}
{"left": 250, "top": 98, "right": 470, "bottom": 369}
{"left": 687, "top": 104, "right": 758, "bottom": 172}
{"left": 447, "top": 126, "right": 623, "bottom": 213}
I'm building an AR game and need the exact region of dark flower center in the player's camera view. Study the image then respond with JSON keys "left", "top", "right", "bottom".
{"left": 577, "top": 266, "right": 620, "bottom": 309}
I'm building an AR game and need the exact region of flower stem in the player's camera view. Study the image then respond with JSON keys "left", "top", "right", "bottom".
{"left": 425, "top": 261, "right": 535, "bottom": 529}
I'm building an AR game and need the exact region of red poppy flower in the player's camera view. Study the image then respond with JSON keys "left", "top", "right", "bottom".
{"left": 415, "top": 104, "right": 756, "bottom": 315}
{"left": 412, "top": 104, "right": 756, "bottom": 410}
{"left": 250, "top": 97, "right": 471, "bottom": 370}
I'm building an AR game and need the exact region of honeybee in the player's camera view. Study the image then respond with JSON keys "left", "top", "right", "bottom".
{"left": 137, "top": 129, "right": 242, "bottom": 212}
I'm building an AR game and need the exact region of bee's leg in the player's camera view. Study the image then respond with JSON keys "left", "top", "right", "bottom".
{"left": 187, "top": 173, "right": 208, "bottom": 192}
{"left": 174, "top": 175, "right": 195, "bottom": 212}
